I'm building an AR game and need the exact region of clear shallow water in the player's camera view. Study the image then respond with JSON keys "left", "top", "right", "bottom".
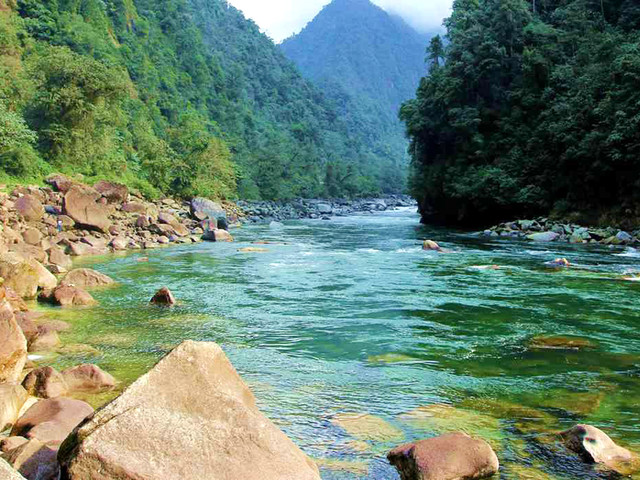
{"left": 38, "top": 208, "right": 640, "bottom": 479}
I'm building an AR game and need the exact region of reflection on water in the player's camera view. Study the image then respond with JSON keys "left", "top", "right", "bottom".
{"left": 37, "top": 208, "right": 640, "bottom": 479}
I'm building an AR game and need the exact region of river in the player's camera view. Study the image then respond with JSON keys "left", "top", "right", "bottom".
{"left": 39, "top": 207, "right": 640, "bottom": 479}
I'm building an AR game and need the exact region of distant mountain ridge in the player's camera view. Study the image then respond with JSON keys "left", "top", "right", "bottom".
{"left": 280, "top": 0, "right": 431, "bottom": 191}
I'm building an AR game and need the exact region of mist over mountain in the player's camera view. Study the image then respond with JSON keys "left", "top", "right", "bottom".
{"left": 280, "top": 0, "right": 432, "bottom": 189}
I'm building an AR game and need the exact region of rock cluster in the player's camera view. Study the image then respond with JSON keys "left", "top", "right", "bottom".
{"left": 0, "top": 175, "right": 239, "bottom": 270}
{"left": 483, "top": 218, "right": 639, "bottom": 245}
{"left": 238, "top": 195, "right": 416, "bottom": 223}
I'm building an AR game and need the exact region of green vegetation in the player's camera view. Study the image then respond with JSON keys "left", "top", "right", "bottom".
{"left": 403, "top": 0, "right": 640, "bottom": 227}
{"left": 0, "top": 0, "right": 395, "bottom": 200}
{"left": 280, "top": 0, "right": 430, "bottom": 194}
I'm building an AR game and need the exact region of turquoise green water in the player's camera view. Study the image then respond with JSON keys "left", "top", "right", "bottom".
{"left": 38, "top": 208, "right": 640, "bottom": 479}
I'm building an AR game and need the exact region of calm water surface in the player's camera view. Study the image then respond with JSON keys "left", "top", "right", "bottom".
{"left": 40, "top": 208, "right": 640, "bottom": 479}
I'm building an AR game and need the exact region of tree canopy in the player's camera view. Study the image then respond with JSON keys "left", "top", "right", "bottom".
{"left": 403, "top": 0, "right": 640, "bottom": 227}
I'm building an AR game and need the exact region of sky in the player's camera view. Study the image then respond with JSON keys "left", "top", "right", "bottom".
{"left": 226, "top": 0, "right": 453, "bottom": 43}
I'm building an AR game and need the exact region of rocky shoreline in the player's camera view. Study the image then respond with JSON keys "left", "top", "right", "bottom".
{"left": 482, "top": 218, "right": 640, "bottom": 246}
{"left": 237, "top": 195, "right": 416, "bottom": 223}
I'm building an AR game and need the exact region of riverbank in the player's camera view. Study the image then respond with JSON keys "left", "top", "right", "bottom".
{"left": 482, "top": 218, "right": 640, "bottom": 246}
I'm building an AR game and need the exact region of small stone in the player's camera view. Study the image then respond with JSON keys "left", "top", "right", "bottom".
{"left": 150, "top": 287, "right": 176, "bottom": 306}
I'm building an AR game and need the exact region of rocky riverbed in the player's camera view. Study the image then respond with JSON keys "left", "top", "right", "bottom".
{"left": 483, "top": 218, "right": 640, "bottom": 245}
{"left": 237, "top": 195, "right": 416, "bottom": 223}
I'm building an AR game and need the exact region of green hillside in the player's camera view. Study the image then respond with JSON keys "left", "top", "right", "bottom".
{"left": 280, "top": 0, "right": 431, "bottom": 193}
{"left": 0, "top": 0, "right": 392, "bottom": 200}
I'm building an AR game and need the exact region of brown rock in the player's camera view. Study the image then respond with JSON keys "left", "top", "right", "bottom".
{"left": 4, "top": 287, "right": 28, "bottom": 312}
{"left": 14, "top": 195, "right": 44, "bottom": 222}
{"left": 61, "top": 268, "right": 114, "bottom": 288}
{"left": 9, "top": 243, "right": 47, "bottom": 263}
{"left": 203, "top": 229, "right": 233, "bottom": 242}
{"left": 0, "top": 457, "right": 28, "bottom": 480}
{"left": 93, "top": 180, "right": 129, "bottom": 204}
{"left": 5, "top": 439, "right": 59, "bottom": 480}
{"left": 45, "top": 174, "right": 74, "bottom": 193}
{"left": 61, "top": 364, "right": 115, "bottom": 392}
{"left": 0, "top": 384, "right": 29, "bottom": 431}
{"left": 39, "top": 285, "right": 96, "bottom": 307}
{"left": 22, "top": 367, "right": 68, "bottom": 399}
{"left": 48, "top": 246, "right": 72, "bottom": 271}
{"left": 388, "top": 432, "right": 500, "bottom": 480}
{"left": 150, "top": 287, "right": 176, "bottom": 305}
{"left": 11, "top": 397, "right": 94, "bottom": 445}
{"left": 0, "top": 296, "right": 27, "bottom": 383}
{"left": 57, "top": 341, "right": 321, "bottom": 480}
{"left": 67, "top": 242, "right": 107, "bottom": 257}
{"left": 109, "top": 237, "right": 128, "bottom": 251}
{"left": 122, "top": 202, "right": 147, "bottom": 214}
{"left": 22, "top": 228, "right": 42, "bottom": 246}
{"left": 135, "top": 215, "right": 150, "bottom": 229}
{"left": 63, "top": 186, "right": 111, "bottom": 233}
{"left": 561, "top": 424, "right": 638, "bottom": 474}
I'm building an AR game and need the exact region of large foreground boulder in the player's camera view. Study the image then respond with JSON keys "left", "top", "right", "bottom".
{"left": 63, "top": 186, "right": 111, "bottom": 233}
{"left": 0, "top": 294, "right": 28, "bottom": 383}
{"left": 387, "top": 432, "right": 499, "bottom": 480}
{"left": 58, "top": 341, "right": 320, "bottom": 480}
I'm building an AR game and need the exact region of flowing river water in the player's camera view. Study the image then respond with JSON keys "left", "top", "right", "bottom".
{"left": 35, "top": 207, "right": 640, "bottom": 479}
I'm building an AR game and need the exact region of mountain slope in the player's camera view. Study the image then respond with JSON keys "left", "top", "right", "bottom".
{"left": 0, "top": 0, "right": 388, "bottom": 200}
{"left": 280, "top": 0, "right": 430, "bottom": 192}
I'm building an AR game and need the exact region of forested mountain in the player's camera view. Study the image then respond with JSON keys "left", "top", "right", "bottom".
{"left": 280, "top": 0, "right": 430, "bottom": 193}
{"left": 0, "top": 0, "right": 394, "bottom": 200}
{"left": 403, "top": 0, "right": 640, "bottom": 228}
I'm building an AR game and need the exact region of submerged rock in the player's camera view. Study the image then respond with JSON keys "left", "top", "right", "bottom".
{"left": 422, "top": 240, "right": 441, "bottom": 251}
{"left": 529, "top": 335, "right": 595, "bottom": 351}
{"left": 387, "top": 432, "right": 499, "bottom": 480}
{"left": 332, "top": 413, "right": 404, "bottom": 443}
{"left": 61, "top": 364, "right": 115, "bottom": 393}
{"left": 545, "top": 258, "right": 571, "bottom": 268}
{"left": 561, "top": 424, "right": 639, "bottom": 475}
{"left": 57, "top": 341, "right": 321, "bottom": 480}
{"left": 150, "top": 286, "right": 176, "bottom": 306}
{"left": 238, "top": 247, "right": 269, "bottom": 253}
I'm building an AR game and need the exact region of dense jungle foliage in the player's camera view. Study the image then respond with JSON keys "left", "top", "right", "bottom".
{"left": 0, "top": 0, "right": 395, "bottom": 200}
{"left": 403, "top": 0, "right": 640, "bottom": 227}
{"left": 281, "top": 0, "right": 429, "bottom": 194}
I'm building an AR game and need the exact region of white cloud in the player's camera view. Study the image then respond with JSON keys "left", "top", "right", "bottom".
{"left": 226, "top": 0, "right": 452, "bottom": 42}
{"left": 372, "top": 0, "right": 452, "bottom": 34}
